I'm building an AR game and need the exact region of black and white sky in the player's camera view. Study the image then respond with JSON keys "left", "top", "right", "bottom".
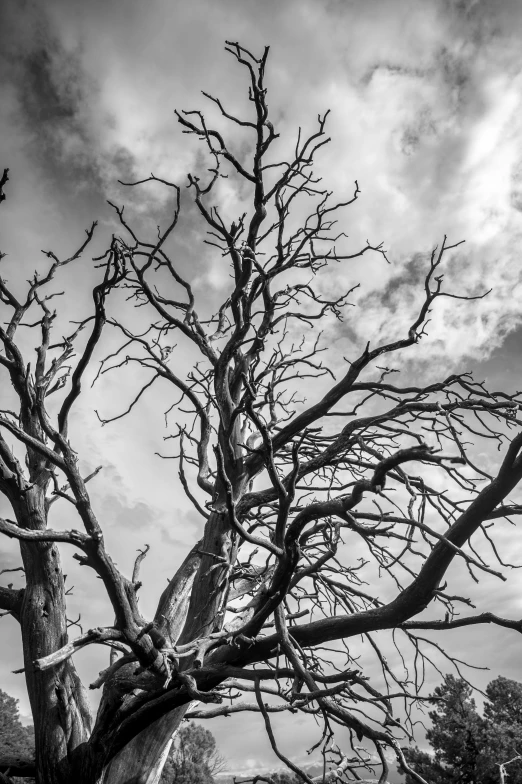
{"left": 2, "top": 0, "right": 522, "bottom": 776}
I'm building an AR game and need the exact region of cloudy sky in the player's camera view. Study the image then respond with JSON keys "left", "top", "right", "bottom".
{"left": 2, "top": 0, "right": 522, "bottom": 777}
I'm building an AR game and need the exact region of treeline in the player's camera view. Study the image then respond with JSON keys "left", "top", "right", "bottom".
{"left": 4, "top": 676, "right": 522, "bottom": 784}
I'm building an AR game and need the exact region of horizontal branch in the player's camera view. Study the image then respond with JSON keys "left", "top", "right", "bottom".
{"left": 33, "top": 627, "right": 126, "bottom": 671}
{"left": 186, "top": 700, "right": 291, "bottom": 719}
{"left": 401, "top": 612, "right": 522, "bottom": 634}
{"left": 0, "top": 517, "right": 89, "bottom": 548}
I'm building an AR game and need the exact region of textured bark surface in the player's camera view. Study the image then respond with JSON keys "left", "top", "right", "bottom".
{"left": 100, "top": 709, "right": 185, "bottom": 784}
{"left": 20, "top": 534, "right": 92, "bottom": 783}
{"left": 98, "top": 547, "right": 202, "bottom": 784}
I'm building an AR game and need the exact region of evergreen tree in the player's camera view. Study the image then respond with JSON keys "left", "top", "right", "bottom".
{"left": 481, "top": 678, "right": 522, "bottom": 783}
{"left": 0, "top": 689, "right": 35, "bottom": 782}
{"left": 401, "top": 675, "right": 522, "bottom": 783}
{"left": 265, "top": 773, "right": 304, "bottom": 784}
{"left": 159, "top": 722, "right": 223, "bottom": 784}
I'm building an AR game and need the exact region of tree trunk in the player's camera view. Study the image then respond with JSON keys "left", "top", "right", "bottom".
{"left": 98, "top": 510, "right": 234, "bottom": 783}
{"left": 20, "top": 530, "right": 92, "bottom": 784}
{"left": 96, "top": 546, "right": 203, "bottom": 784}
{"left": 99, "top": 708, "right": 186, "bottom": 784}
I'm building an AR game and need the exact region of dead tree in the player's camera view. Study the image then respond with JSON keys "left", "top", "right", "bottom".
{"left": 1, "top": 42, "right": 522, "bottom": 784}
{"left": 499, "top": 754, "right": 522, "bottom": 783}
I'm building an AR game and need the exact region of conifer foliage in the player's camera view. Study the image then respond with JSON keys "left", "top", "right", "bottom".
{"left": 402, "top": 676, "right": 522, "bottom": 783}
{"left": 159, "top": 722, "right": 223, "bottom": 784}
{"left": 0, "top": 689, "right": 34, "bottom": 781}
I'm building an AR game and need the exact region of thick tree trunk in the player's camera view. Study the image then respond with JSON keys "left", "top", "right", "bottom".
{"left": 98, "top": 510, "right": 235, "bottom": 783}
{"left": 178, "top": 511, "right": 233, "bottom": 643}
{"left": 20, "top": 530, "right": 92, "bottom": 784}
{"left": 99, "top": 708, "right": 186, "bottom": 784}
{"left": 96, "top": 547, "right": 202, "bottom": 784}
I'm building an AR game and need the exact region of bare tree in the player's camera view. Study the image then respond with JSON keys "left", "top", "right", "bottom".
{"left": 1, "top": 42, "right": 522, "bottom": 784}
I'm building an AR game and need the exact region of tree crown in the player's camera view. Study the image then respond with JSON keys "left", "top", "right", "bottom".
{"left": 1, "top": 41, "right": 522, "bottom": 784}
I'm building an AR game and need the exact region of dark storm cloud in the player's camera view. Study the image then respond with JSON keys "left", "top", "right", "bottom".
{"left": 0, "top": 2, "right": 106, "bottom": 204}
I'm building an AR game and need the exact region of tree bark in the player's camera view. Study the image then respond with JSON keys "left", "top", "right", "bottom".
{"left": 97, "top": 547, "right": 202, "bottom": 784}
{"left": 98, "top": 509, "right": 235, "bottom": 783}
{"left": 99, "top": 708, "right": 186, "bottom": 784}
{"left": 19, "top": 490, "right": 92, "bottom": 784}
